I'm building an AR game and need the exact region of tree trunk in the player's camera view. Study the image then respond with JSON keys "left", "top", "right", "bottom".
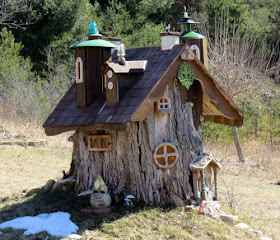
{"left": 70, "top": 79, "right": 203, "bottom": 206}
{"left": 231, "top": 126, "right": 245, "bottom": 162}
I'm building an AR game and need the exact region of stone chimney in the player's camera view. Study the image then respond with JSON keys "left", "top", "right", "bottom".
{"left": 160, "top": 32, "right": 180, "bottom": 51}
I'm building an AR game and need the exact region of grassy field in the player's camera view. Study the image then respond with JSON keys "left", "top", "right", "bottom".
{"left": 0, "top": 130, "right": 279, "bottom": 239}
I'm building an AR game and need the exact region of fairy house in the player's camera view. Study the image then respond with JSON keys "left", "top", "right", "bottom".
{"left": 43, "top": 13, "right": 243, "bottom": 206}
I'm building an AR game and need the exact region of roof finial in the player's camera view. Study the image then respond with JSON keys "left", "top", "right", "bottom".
{"left": 184, "top": 6, "right": 189, "bottom": 18}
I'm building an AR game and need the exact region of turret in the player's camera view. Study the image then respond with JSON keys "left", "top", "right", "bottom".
{"left": 178, "top": 8, "right": 208, "bottom": 69}
{"left": 70, "top": 22, "right": 116, "bottom": 108}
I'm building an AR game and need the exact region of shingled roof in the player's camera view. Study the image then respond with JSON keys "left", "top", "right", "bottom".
{"left": 43, "top": 42, "right": 244, "bottom": 136}
{"left": 43, "top": 45, "right": 185, "bottom": 135}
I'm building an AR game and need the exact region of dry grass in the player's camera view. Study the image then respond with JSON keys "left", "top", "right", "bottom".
{"left": 205, "top": 141, "right": 280, "bottom": 240}
{"left": 0, "top": 121, "right": 279, "bottom": 239}
{"left": 218, "top": 174, "right": 280, "bottom": 240}
{"left": 205, "top": 141, "right": 280, "bottom": 181}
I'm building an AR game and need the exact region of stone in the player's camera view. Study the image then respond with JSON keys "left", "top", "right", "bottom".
{"left": 25, "top": 188, "right": 41, "bottom": 197}
{"left": 58, "top": 176, "right": 76, "bottom": 186}
{"left": 235, "top": 223, "right": 249, "bottom": 229}
{"left": 52, "top": 182, "right": 62, "bottom": 191}
{"left": 220, "top": 214, "right": 238, "bottom": 223}
{"left": 44, "top": 179, "right": 55, "bottom": 192}
{"left": 77, "top": 190, "right": 93, "bottom": 197}
{"left": 249, "top": 230, "right": 263, "bottom": 235}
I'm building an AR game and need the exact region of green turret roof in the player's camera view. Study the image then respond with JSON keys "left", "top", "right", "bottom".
{"left": 70, "top": 39, "right": 117, "bottom": 49}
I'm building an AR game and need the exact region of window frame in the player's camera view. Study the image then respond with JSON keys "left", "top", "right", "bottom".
{"left": 76, "top": 57, "right": 84, "bottom": 83}
{"left": 157, "top": 96, "right": 172, "bottom": 114}
{"left": 88, "top": 135, "right": 112, "bottom": 152}
{"left": 153, "top": 142, "right": 179, "bottom": 169}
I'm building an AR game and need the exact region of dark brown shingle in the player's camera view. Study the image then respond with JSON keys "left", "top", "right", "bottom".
{"left": 43, "top": 45, "right": 185, "bottom": 131}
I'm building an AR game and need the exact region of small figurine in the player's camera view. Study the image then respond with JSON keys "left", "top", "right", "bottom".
{"left": 90, "top": 175, "right": 111, "bottom": 209}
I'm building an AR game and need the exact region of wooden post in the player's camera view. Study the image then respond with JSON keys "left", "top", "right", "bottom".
{"left": 106, "top": 73, "right": 119, "bottom": 107}
{"left": 200, "top": 170, "right": 206, "bottom": 200}
{"left": 214, "top": 165, "right": 219, "bottom": 200}
{"left": 192, "top": 172, "right": 198, "bottom": 200}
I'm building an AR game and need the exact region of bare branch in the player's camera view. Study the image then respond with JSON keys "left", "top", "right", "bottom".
{"left": 0, "top": 0, "right": 31, "bottom": 28}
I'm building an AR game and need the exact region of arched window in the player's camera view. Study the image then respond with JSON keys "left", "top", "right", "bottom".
{"left": 157, "top": 96, "right": 172, "bottom": 114}
{"left": 153, "top": 142, "right": 179, "bottom": 169}
{"left": 76, "top": 57, "right": 84, "bottom": 83}
{"left": 190, "top": 44, "right": 200, "bottom": 60}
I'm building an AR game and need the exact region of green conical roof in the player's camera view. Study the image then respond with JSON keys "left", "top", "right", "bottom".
{"left": 70, "top": 39, "right": 117, "bottom": 49}
{"left": 180, "top": 31, "right": 205, "bottom": 40}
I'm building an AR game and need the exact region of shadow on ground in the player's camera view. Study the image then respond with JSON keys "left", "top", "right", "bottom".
{"left": 0, "top": 190, "right": 165, "bottom": 240}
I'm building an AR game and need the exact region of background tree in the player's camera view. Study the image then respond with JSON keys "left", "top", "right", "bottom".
{"left": 0, "top": 0, "right": 31, "bottom": 28}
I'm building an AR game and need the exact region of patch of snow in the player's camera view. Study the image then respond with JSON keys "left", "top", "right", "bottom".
{"left": 0, "top": 212, "right": 78, "bottom": 238}
{"left": 235, "top": 223, "right": 250, "bottom": 229}
{"left": 68, "top": 234, "right": 82, "bottom": 239}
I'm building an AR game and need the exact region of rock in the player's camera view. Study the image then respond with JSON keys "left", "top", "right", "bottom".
{"left": 58, "top": 176, "right": 76, "bottom": 186}
{"left": 185, "top": 205, "right": 195, "bottom": 211}
{"left": 220, "top": 214, "right": 238, "bottom": 223}
{"left": 249, "top": 230, "right": 263, "bottom": 235}
{"left": 77, "top": 190, "right": 93, "bottom": 197}
{"left": 52, "top": 182, "right": 62, "bottom": 191}
{"left": 25, "top": 188, "right": 41, "bottom": 197}
{"left": 44, "top": 180, "right": 55, "bottom": 192}
{"left": 235, "top": 223, "right": 249, "bottom": 229}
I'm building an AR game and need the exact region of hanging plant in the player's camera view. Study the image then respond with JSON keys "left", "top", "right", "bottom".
{"left": 177, "top": 62, "right": 195, "bottom": 89}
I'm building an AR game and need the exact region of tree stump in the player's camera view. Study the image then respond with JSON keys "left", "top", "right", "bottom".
{"left": 71, "top": 79, "right": 203, "bottom": 206}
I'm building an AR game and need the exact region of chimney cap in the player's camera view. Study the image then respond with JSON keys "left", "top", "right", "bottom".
{"left": 160, "top": 32, "right": 180, "bottom": 37}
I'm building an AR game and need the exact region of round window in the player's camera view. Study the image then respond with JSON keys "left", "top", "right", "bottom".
{"left": 153, "top": 142, "right": 179, "bottom": 169}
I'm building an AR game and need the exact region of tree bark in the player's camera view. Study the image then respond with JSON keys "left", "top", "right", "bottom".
{"left": 70, "top": 79, "right": 203, "bottom": 206}
{"left": 231, "top": 126, "right": 245, "bottom": 162}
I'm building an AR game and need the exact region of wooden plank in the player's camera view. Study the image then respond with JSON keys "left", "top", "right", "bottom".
{"left": 202, "top": 38, "right": 208, "bottom": 69}
{"left": 86, "top": 47, "right": 111, "bottom": 107}
{"left": 201, "top": 170, "right": 206, "bottom": 200}
{"left": 106, "top": 74, "right": 119, "bottom": 107}
{"left": 214, "top": 165, "right": 219, "bottom": 200}
{"left": 44, "top": 123, "right": 127, "bottom": 136}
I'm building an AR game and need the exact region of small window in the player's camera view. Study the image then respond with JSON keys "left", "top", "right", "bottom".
{"left": 190, "top": 44, "right": 200, "bottom": 60}
{"left": 88, "top": 135, "right": 112, "bottom": 151}
{"left": 153, "top": 142, "right": 179, "bottom": 169}
{"left": 76, "top": 57, "right": 84, "bottom": 83}
{"left": 157, "top": 97, "right": 172, "bottom": 114}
